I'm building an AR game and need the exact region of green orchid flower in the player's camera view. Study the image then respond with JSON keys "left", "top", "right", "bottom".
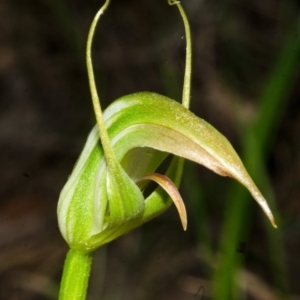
{"left": 58, "top": 90, "right": 276, "bottom": 251}
{"left": 57, "top": 1, "right": 276, "bottom": 299}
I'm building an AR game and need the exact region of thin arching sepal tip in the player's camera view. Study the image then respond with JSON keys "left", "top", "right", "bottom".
{"left": 137, "top": 173, "right": 187, "bottom": 231}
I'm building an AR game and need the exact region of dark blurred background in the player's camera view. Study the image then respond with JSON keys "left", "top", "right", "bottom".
{"left": 1, "top": 0, "right": 300, "bottom": 299}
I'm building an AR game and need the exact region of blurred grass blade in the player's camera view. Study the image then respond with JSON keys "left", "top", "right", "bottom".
{"left": 213, "top": 20, "right": 300, "bottom": 300}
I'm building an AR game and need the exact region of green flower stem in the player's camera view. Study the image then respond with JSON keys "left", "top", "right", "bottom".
{"left": 177, "top": 3, "right": 192, "bottom": 108}
{"left": 86, "top": 0, "right": 117, "bottom": 169}
{"left": 168, "top": 0, "right": 192, "bottom": 108}
{"left": 59, "top": 249, "right": 93, "bottom": 300}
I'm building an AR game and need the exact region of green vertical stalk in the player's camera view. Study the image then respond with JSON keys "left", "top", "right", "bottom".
{"left": 168, "top": 0, "right": 192, "bottom": 109}
{"left": 86, "top": 0, "right": 117, "bottom": 169}
{"left": 176, "top": 3, "right": 192, "bottom": 108}
{"left": 59, "top": 249, "right": 93, "bottom": 300}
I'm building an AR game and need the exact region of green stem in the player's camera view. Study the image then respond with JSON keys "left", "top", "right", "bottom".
{"left": 59, "top": 249, "right": 93, "bottom": 300}
{"left": 168, "top": 0, "right": 192, "bottom": 108}
{"left": 86, "top": 0, "right": 117, "bottom": 169}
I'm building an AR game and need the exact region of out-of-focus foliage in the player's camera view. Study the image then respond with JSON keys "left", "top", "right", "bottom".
{"left": 1, "top": 0, "right": 300, "bottom": 299}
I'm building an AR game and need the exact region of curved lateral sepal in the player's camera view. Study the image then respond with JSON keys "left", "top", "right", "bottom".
{"left": 137, "top": 173, "right": 187, "bottom": 230}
